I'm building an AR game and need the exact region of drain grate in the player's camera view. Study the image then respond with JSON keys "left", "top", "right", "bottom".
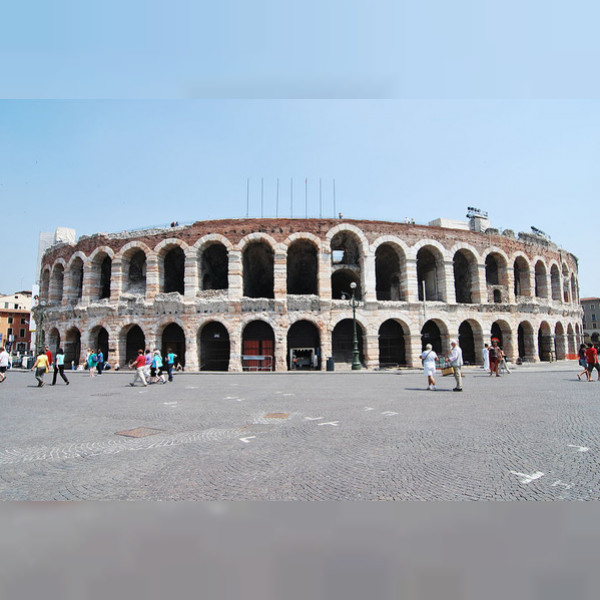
{"left": 265, "top": 413, "right": 289, "bottom": 419}
{"left": 115, "top": 427, "right": 165, "bottom": 438}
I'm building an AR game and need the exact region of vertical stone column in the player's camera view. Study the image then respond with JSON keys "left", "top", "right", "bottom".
{"left": 146, "top": 257, "right": 159, "bottom": 300}
{"left": 185, "top": 327, "right": 199, "bottom": 371}
{"left": 184, "top": 251, "right": 198, "bottom": 299}
{"left": 273, "top": 250, "right": 287, "bottom": 302}
{"left": 275, "top": 325, "right": 287, "bottom": 372}
{"left": 404, "top": 258, "right": 419, "bottom": 302}
{"left": 228, "top": 250, "right": 243, "bottom": 301}
{"left": 408, "top": 334, "right": 423, "bottom": 368}
{"left": 229, "top": 326, "right": 243, "bottom": 372}
{"left": 61, "top": 269, "right": 71, "bottom": 307}
{"left": 475, "top": 264, "right": 487, "bottom": 305}
{"left": 111, "top": 258, "right": 123, "bottom": 300}
{"left": 81, "top": 260, "right": 94, "bottom": 305}
{"left": 365, "top": 330, "right": 379, "bottom": 369}
{"left": 320, "top": 326, "right": 332, "bottom": 371}
{"left": 362, "top": 251, "right": 376, "bottom": 303}
{"left": 506, "top": 265, "right": 516, "bottom": 304}
{"left": 443, "top": 260, "right": 455, "bottom": 304}
{"left": 319, "top": 249, "right": 332, "bottom": 300}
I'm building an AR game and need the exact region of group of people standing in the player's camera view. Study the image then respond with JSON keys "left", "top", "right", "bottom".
{"left": 577, "top": 343, "right": 600, "bottom": 381}
{"left": 420, "top": 339, "right": 464, "bottom": 392}
{"left": 129, "top": 348, "right": 177, "bottom": 387}
{"left": 30, "top": 345, "right": 70, "bottom": 387}
{"left": 482, "top": 339, "right": 511, "bottom": 376}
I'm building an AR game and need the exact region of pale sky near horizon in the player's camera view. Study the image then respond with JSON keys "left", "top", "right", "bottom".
{"left": 1, "top": 2, "right": 599, "bottom": 296}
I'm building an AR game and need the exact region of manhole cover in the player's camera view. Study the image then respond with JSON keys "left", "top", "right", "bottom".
{"left": 115, "top": 427, "right": 165, "bottom": 438}
{"left": 265, "top": 413, "right": 289, "bottom": 419}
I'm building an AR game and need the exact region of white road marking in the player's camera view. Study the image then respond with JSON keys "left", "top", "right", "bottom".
{"left": 239, "top": 436, "right": 257, "bottom": 443}
{"left": 510, "top": 471, "right": 544, "bottom": 484}
{"left": 552, "top": 480, "right": 573, "bottom": 490}
{"left": 318, "top": 421, "right": 339, "bottom": 427}
{"left": 185, "top": 386, "right": 198, "bottom": 389}
{"left": 163, "top": 402, "right": 178, "bottom": 406}
{"left": 304, "top": 417, "right": 323, "bottom": 421}
{"left": 381, "top": 411, "right": 398, "bottom": 416}
{"left": 364, "top": 407, "right": 375, "bottom": 411}
{"left": 567, "top": 444, "right": 590, "bottom": 452}
{"left": 283, "top": 393, "right": 294, "bottom": 396}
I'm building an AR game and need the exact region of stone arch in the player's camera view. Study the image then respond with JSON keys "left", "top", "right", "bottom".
{"left": 452, "top": 248, "right": 479, "bottom": 304}
{"left": 89, "top": 324, "right": 110, "bottom": 363}
{"left": 287, "top": 238, "right": 319, "bottom": 295}
{"left": 484, "top": 250, "right": 509, "bottom": 303}
{"left": 332, "top": 318, "right": 365, "bottom": 366}
{"left": 198, "top": 320, "right": 230, "bottom": 371}
{"left": 160, "top": 322, "right": 186, "bottom": 367}
{"left": 534, "top": 260, "right": 548, "bottom": 298}
{"left": 417, "top": 244, "right": 445, "bottom": 302}
{"left": 89, "top": 247, "right": 115, "bottom": 300}
{"left": 329, "top": 229, "right": 365, "bottom": 301}
{"left": 119, "top": 324, "right": 146, "bottom": 367}
{"left": 64, "top": 326, "right": 82, "bottom": 367}
{"left": 287, "top": 319, "right": 321, "bottom": 370}
{"left": 550, "top": 263, "right": 561, "bottom": 301}
{"left": 421, "top": 319, "right": 449, "bottom": 355}
{"left": 119, "top": 242, "right": 151, "bottom": 295}
{"left": 49, "top": 262, "right": 65, "bottom": 305}
{"left": 513, "top": 254, "right": 531, "bottom": 297}
{"left": 490, "top": 320, "right": 514, "bottom": 361}
{"left": 155, "top": 240, "right": 186, "bottom": 295}
{"left": 40, "top": 267, "right": 51, "bottom": 302}
{"left": 242, "top": 320, "right": 276, "bottom": 371}
{"left": 538, "top": 321, "right": 553, "bottom": 361}
{"left": 378, "top": 319, "right": 409, "bottom": 367}
{"left": 242, "top": 239, "right": 275, "bottom": 298}
{"left": 518, "top": 321, "right": 535, "bottom": 362}
{"left": 47, "top": 327, "right": 61, "bottom": 353}
{"left": 554, "top": 321, "right": 566, "bottom": 360}
{"left": 375, "top": 242, "right": 406, "bottom": 301}
{"left": 459, "top": 319, "right": 484, "bottom": 365}
{"left": 66, "top": 254, "right": 85, "bottom": 303}
{"left": 325, "top": 223, "right": 369, "bottom": 255}
{"left": 198, "top": 242, "right": 229, "bottom": 291}
{"left": 331, "top": 269, "right": 361, "bottom": 300}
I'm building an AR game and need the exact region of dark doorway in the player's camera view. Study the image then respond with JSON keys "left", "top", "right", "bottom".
{"left": 162, "top": 323, "right": 186, "bottom": 367}
{"left": 331, "top": 269, "right": 361, "bottom": 300}
{"left": 125, "top": 325, "right": 145, "bottom": 365}
{"left": 201, "top": 244, "right": 228, "bottom": 290}
{"left": 287, "top": 241, "right": 318, "bottom": 295}
{"left": 243, "top": 242, "right": 274, "bottom": 298}
{"left": 378, "top": 320, "right": 406, "bottom": 367}
{"left": 164, "top": 247, "right": 185, "bottom": 294}
{"left": 287, "top": 320, "right": 320, "bottom": 370}
{"left": 332, "top": 319, "right": 364, "bottom": 365}
{"left": 375, "top": 245, "right": 402, "bottom": 301}
{"left": 100, "top": 256, "right": 112, "bottom": 299}
{"left": 200, "top": 322, "right": 230, "bottom": 371}
{"left": 458, "top": 321, "right": 475, "bottom": 365}
{"left": 242, "top": 321, "right": 275, "bottom": 370}
{"left": 491, "top": 322, "right": 503, "bottom": 348}
{"left": 421, "top": 320, "right": 442, "bottom": 354}
{"left": 64, "top": 327, "right": 81, "bottom": 368}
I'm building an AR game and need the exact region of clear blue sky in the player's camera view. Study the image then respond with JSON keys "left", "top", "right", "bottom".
{"left": 1, "top": 1, "right": 599, "bottom": 296}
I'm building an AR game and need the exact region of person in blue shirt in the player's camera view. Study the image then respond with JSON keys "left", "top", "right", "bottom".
{"left": 165, "top": 348, "right": 177, "bottom": 382}
{"left": 52, "top": 347, "right": 70, "bottom": 386}
{"left": 96, "top": 349, "right": 104, "bottom": 375}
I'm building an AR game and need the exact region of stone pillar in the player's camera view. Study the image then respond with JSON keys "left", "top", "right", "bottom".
{"left": 184, "top": 251, "right": 198, "bottom": 299}
{"left": 319, "top": 250, "right": 332, "bottom": 300}
{"left": 229, "top": 326, "right": 243, "bottom": 372}
{"left": 320, "top": 327, "right": 332, "bottom": 371}
{"left": 273, "top": 251, "right": 287, "bottom": 302}
{"left": 146, "top": 257, "right": 159, "bottom": 300}
{"left": 443, "top": 260, "right": 455, "bottom": 304}
{"left": 111, "top": 258, "right": 123, "bottom": 300}
{"left": 81, "top": 261, "right": 94, "bottom": 305}
{"left": 185, "top": 328, "right": 199, "bottom": 371}
{"left": 404, "top": 258, "right": 419, "bottom": 302}
{"left": 475, "top": 264, "right": 486, "bottom": 305}
{"left": 408, "top": 334, "right": 423, "bottom": 368}
{"left": 506, "top": 267, "right": 516, "bottom": 304}
{"left": 362, "top": 252, "right": 376, "bottom": 303}
{"left": 228, "top": 250, "right": 243, "bottom": 301}
{"left": 365, "top": 330, "right": 379, "bottom": 370}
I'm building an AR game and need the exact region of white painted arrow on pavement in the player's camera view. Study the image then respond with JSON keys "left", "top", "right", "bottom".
{"left": 381, "top": 411, "right": 398, "bottom": 416}
{"left": 567, "top": 444, "right": 590, "bottom": 452}
{"left": 239, "top": 436, "right": 257, "bottom": 443}
{"left": 318, "top": 421, "right": 339, "bottom": 427}
{"left": 510, "top": 470, "right": 544, "bottom": 484}
{"left": 304, "top": 417, "right": 323, "bottom": 421}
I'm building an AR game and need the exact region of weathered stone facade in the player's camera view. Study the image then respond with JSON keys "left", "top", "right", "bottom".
{"left": 34, "top": 218, "right": 583, "bottom": 371}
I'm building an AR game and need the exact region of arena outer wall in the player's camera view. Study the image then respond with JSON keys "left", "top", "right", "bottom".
{"left": 34, "top": 218, "right": 583, "bottom": 372}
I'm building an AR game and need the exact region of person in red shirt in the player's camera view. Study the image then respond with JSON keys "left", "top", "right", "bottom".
{"left": 129, "top": 349, "right": 148, "bottom": 387}
{"left": 45, "top": 345, "right": 53, "bottom": 368}
{"left": 585, "top": 343, "right": 599, "bottom": 382}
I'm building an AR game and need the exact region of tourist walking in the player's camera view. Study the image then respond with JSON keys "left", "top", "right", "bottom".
{"left": 420, "top": 343, "right": 438, "bottom": 391}
{"left": 482, "top": 343, "right": 490, "bottom": 372}
{"left": 488, "top": 339, "right": 501, "bottom": 377}
{"left": 150, "top": 350, "right": 166, "bottom": 384}
{"left": 52, "top": 347, "right": 70, "bottom": 385}
{"left": 87, "top": 349, "right": 97, "bottom": 377}
{"left": 45, "top": 345, "right": 53, "bottom": 369}
{"left": 0, "top": 346, "right": 10, "bottom": 383}
{"left": 577, "top": 343, "right": 589, "bottom": 381}
{"left": 31, "top": 350, "right": 50, "bottom": 387}
{"left": 447, "top": 339, "right": 463, "bottom": 392}
{"left": 585, "top": 343, "right": 599, "bottom": 382}
{"left": 165, "top": 348, "right": 177, "bottom": 382}
{"left": 96, "top": 348, "right": 104, "bottom": 375}
{"left": 144, "top": 349, "right": 152, "bottom": 380}
{"left": 129, "top": 350, "right": 148, "bottom": 387}
{"left": 498, "top": 345, "right": 511, "bottom": 374}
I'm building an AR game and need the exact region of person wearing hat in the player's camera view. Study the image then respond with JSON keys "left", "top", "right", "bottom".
{"left": 447, "top": 339, "right": 463, "bottom": 392}
{"left": 488, "top": 339, "right": 501, "bottom": 377}
{"left": 420, "top": 343, "right": 438, "bottom": 391}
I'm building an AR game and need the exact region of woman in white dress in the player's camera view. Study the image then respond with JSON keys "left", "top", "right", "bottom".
{"left": 420, "top": 343, "right": 438, "bottom": 391}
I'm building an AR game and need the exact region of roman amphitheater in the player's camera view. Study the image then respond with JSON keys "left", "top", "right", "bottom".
{"left": 34, "top": 216, "right": 583, "bottom": 371}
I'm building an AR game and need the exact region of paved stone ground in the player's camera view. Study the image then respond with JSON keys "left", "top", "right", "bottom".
{"left": 1, "top": 362, "right": 599, "bottom": 500}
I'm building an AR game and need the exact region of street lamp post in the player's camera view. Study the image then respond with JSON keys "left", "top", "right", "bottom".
{"left": 349, "top": 281, "right": 361, "bottom": 370}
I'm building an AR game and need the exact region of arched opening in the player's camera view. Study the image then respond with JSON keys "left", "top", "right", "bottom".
{"left": 40, "top": 269, "right": 50, "bottom": 302}
{"left": 458, "top": 321, "right": 476, "bottom": 365}
{"left": 124, "top": 249, "right": 147, "bottom": 294}
{"left": 331, "top": 269, "right": 361, "bottom": 300}
{"left": 287, "top": 240, "right": 318, "bottom": 295}
{"left": 538, "top": 322, "right": 553, "bottom": 361}
{"left": 550, "top": 265, "right": 561, "bottom": 301}
{"left": 64, "top": 327, "right": 81, "bottom": 368}
{"left": 485, "top": 252, "right": 508, "bottom": 303}
{"left": 91, "top": 254, "right": 112, "bottom": 300}
{"left": 90, "top": 326, "right": 109, "bottom": 363}
{"left": 243, "top": 241, "right": 274, "bottom": 298}
{"left": 199, "top": 321, "right": 230, "bottom": 371}
{"left": 47, "top": 328, "right": 61, "bottom": 353}
{"left": 571, "top": 274, "right": 577, "bottom": 305}
{"left": 493, "top": 289, "right": 502, "bottom": 303}
{"left": 562, "top": 265, "right": 570, "bottom": 303}
{"left": 332, "top": 319, "right": 364, "bottom": 366}
{"left": 161, "top": 323, "right": 186, "bottom": 367}
{"left": 200, "top": 243, "right": 229, "bottom": 291}
{"left": 491, "top": 320, "right": 513, "bottom": 361}
{"left": 68, "top": 257, "right": 84, "bottom": 302}
{"left": 453, "top": 249, "right": 476, "bottom": 304}
{"left": 417, "top": 247, "right": 444, "bottom": 301}
{"left": 518, "top": 321, "right": 535, "bottom": 361}
{"left": 50, "top": 265, "right": 64, "bottom": 305}
{"left": 124, "top": 325, "right": 145, "bottom": 366}
{"left": 287, "top": 320, "right": 321, "bottom": 370}
{"left": 378, "top": 320, "right": 406, "bottom": 367}
{"left": 534, "top": 261, "right": 548, "bottom": 298}
{"left": 375, "top": 244, "right": 403, "bottom": 301}
{"left": 162, "top": 247, "right": 185, "bottom": 294}
{"left": 513, "top": 257, "right": 531, "bottom": 297}
{"left": 554, "top": 322, "right": 566, "bottom": 360}
{"left": 485, "top": 254, "right": 499, "bottom": 285}
{"left": 242, "top": 321, "right": 275, "bottom": 371}
{"left": 421, "top": 320, "right": 443, "bottom": 355}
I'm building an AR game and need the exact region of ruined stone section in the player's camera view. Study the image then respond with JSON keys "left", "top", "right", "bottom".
{"left": 35, "top": 218, "right": 583, "bottom": 370}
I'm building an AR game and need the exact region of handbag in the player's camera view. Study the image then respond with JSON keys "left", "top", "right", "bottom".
{"left": 442, "top": 366, "right": 454, "bottom": 376}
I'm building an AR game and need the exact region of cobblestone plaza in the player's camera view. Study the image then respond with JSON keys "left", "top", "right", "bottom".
{"left": 1, "top": 364, "right": 598, "bottom": 500}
